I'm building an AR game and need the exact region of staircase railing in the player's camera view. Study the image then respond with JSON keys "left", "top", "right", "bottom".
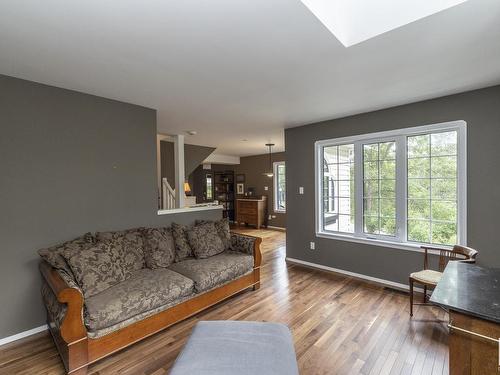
{"left": 162, "top": 178, "right": 176, "bottom": 210}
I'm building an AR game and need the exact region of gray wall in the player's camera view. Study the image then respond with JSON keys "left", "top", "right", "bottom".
{"left": 235, "top": 152, "right": 286, "bottom": 228}
{"left": 160, "top": 140, "right": 215, "bottom": 188}
{"left": 0, "top": 75, "right": 221, "bottom": 339}
{"left": 285, "top": 85, "right": 500, "bottom": 285}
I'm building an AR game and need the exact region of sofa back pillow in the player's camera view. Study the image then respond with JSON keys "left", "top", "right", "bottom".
{"left": 96, "top": 228, "right": 145, "bottom": 272}
{"left": 38, "top": 232, "right": 95, "bottom": 279}
{"left": 63, "top": 240, "right": 129, "bottom": 298}
{"left": 142, "top": 227, "right": 176, "bottom": 268}
{"left": 187, "top": 222, "right": 225, "bottom": 259}
{"left": 195, "top": 218, "right": 231, "bottom": 251}
{"left": 171, "top": 223, "right": 194, "bottom": 262}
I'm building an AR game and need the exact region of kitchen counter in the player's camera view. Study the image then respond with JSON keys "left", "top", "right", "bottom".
{"left": 430, "top": 261, "right": 500, "bottom": 323}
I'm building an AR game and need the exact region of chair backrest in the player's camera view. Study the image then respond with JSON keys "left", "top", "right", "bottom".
{"left": 422, "top": 245, "right": 478, "bottom": 272}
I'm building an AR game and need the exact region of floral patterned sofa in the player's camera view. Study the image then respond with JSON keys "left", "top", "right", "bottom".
{"left": 38, "top": 219, "right": 261, "bottom": 375}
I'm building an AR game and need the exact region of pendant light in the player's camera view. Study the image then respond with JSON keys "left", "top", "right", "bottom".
{"left": 263, "top": 143, "right": 275, "bottom": 177}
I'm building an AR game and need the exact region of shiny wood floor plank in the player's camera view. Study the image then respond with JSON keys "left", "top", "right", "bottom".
{"left": 0, "top": 228, "right": 448, "bottom": 375}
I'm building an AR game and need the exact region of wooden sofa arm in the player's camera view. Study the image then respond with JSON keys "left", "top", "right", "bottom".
{"left": 39, "top": 261, "right": 87, "bottom": 343}
{"left": 230, "top": 232, "right": 262, "bottom": 268}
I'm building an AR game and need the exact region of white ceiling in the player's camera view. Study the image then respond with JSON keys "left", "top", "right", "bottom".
{"left": 1, "top": 0, "right": 500, "bottom": 156}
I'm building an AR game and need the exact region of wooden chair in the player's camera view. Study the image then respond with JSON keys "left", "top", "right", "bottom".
{"left": 409, "top": 245, "right": 478, "bottom": 317}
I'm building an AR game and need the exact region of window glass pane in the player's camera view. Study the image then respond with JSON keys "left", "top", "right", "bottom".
{"left": 379, "top": 142, "right": 396, "bottom": 160}
{"left": 379, "top": 160, "right": 396, "bottom": 179}
{"left": 338, "top": 214, "right": 355, "bottom": 233}
{"left": 431, "top": 131, "right": 457, "bottom": 156}
{"left": 408, "top": 220, "right": 430, "bottom": 243}
{"left": 339, "top": 144, "right": 354, "bottom": 163}
{"left": 408, "top": 199, "right": 430, "bottom": 219}
{"left": 431, "top": 201, "right": 457, "bottom": 222}
{"left": 408, "top": 158, "right": 430, "bottom": 178}
{"left": 431, "top": 156, "right": 457, "bottom": 178}
{"left": 380, "top": 218, "right": 396, "bottom": 236}
{"left": 408, "top": 135, "right": 430, "bottom": 157}
{"left": 364, "top": 180, "right": 379, "bottom": 198}
{"left": 338, "top": 197, "right": 353, "bottom": 215}
{"left": 338, "top": 180, "right": 352, "bottom": 197}
{"left": 431, "top": 179, "right": 456, "bottom": 200}
{"left": 275, "top": 163, "right": 286, "bottom": 211}
{"left": 322, "top": 144, "right": 354, "bottom": 233}
{"left": 407, "top": 130, "right": 458, "bottom": 245}
{"left": 379, "top": 179, "right": 395, "bottom": 198}
{"left": 324, "top": 216, "right": 338, "bottom": 232}
{"left": 363, "top": 141, "right": 396, "bottom": 237}
{"left": 338, "top": 163, "right": 354, "bottom": 180}
{"left": 324, "top": 146, "right": 338, "bottom": 163}
{"left": 364, "top": 216, "right": 379, "bottom": 234}
{"left": 408, "top": 179, "right": 430, "bottom": 199}
{"left": 363, "top": 198, "right": 379, "bottom": 216}
{"left": 363, "top": 144, "right": 378, "bottom": 161}
{"left": 380, "top": 199, "right": 396, "bottom": 217}
{"left": 431, "top": 222, "right": 457, "bottom": 245}
{"left": 364, "top": 161, "right": 378, "bottom": 179}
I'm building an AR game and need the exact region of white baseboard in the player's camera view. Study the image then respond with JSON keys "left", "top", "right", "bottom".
{"left": 0, "top": 324, "right": 48, "bottom": 347}
{"left": 285, "top": 257, "right": 424, "bottom": 293}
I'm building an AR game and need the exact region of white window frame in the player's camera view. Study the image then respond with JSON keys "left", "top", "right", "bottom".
{"left": 315, "top": 120, "right": 467, "bottom": 252}
{"left": 273, "top": 161, "right": 286, "bottom": 213}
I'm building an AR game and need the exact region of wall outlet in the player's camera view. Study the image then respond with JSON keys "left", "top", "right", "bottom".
{"left": 271, "top": 215, "right": 276, "bottom": 219}
{"left": 310, "top": 241, "right": 315, "bottom": 250}
{"left": 264, "top": 186, "right": 268, "bottom": 191}
{"left": 299, "top": 187, "right": 304, "bottom": 194}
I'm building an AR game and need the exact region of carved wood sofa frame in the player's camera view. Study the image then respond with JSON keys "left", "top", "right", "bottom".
{"left": 39, "top": 233, "right": 262, "bottom": 375}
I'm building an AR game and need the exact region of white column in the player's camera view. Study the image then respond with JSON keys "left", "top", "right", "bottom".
{"left": 174, "top": 134, "right": 185, "bottom": 208}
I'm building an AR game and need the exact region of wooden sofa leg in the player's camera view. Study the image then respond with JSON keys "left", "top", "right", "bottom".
{"left": 253, "top": 282, "right": 260, "bottom": 291}
{"left": 409, "top": 278, "right": 414, "bottom": 317}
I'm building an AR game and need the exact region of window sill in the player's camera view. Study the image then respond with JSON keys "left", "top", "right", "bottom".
{"left": 274, "top": 209, "right": 286, "bottom": 214}
{"left": 315, "top": 231, "right": 447, "bottom": 254}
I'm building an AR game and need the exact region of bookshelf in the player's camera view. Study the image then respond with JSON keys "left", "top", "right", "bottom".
{"left": 214, "top": 171, "right": 235, "bottom": 220}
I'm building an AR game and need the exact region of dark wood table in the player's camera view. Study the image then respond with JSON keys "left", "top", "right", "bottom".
{"left": 430, "top": 262, "right": 500, "bottom": 375}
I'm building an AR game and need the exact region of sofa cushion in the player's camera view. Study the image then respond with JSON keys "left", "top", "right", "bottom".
{"left": 96, "top": 228, "right": 145, "bottom": 272}
{"left": 142, "top": 227, "right": 176, "bottom": 269}
{"left": 187, "top": 222, "right": 225, "bottom": 259}
{"left": 195, "top": 218, "right": 232, "bottom": 251}
{"left": 38, "top": 232, "right": 95, "bottom": 278}
{"left": 64, "top": 240, "right": 129, "bottom": 298}
{"left": 84, "top": 268, "right": 195, "bottom": 332}
{"left": 172, "top": 223, "right": 194, "bottom": 262}
{"left": 168, "top": 251, "right": 253, "bottom": 293}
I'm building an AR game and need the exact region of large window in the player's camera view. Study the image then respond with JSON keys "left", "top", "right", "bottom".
{"left": 315, "top": 121, "right": 466, "bottom": 249}
{"left": 274, "top": 161, "right": 286, "bottom": 212}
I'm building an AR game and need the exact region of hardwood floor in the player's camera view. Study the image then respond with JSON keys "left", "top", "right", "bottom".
{"left": 0, "top": 228, "right": 448, "bottom": 375}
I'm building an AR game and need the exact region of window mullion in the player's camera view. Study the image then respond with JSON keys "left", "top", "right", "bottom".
{"left": 354, "top": 141, "right": 363, "bottom": 237}
{"left": 395, "top": 135, "right": 407, "bottom": 243}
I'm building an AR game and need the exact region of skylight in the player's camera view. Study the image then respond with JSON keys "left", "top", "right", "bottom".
{"left": 300, "top": 0, "right": 468, "bottom": 47}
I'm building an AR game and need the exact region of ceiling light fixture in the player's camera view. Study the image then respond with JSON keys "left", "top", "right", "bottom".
{"left": 263, "top": 143, "right": 275, "bottom": 178}
{"left": 300, "top": 0, "right": 468, "bottom": 47}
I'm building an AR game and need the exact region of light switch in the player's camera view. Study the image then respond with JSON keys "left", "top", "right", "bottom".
{"left": 299, "top": 187, "right": 304, "bottom": 194}
{"left": 264, "top": 186, "right": 268, "bottom": 191}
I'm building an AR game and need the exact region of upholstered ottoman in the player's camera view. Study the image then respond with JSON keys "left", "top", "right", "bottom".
{"left": 170, "top": 321, "right": 299, "bottom": 375}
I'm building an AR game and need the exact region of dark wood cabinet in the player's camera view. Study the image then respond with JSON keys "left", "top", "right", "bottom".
{"left": 449, "top": 311, "right": 500, "bottom": 374}
{"left": 236, "top": 197, "right": 267, "bottom": 229}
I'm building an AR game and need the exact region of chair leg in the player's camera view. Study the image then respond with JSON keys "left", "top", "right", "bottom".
{"left": 409, "top": 278, "right": 414, "bottom": 317}
{"left": 423, "top": 285, "right": 427, "bottom": 303}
